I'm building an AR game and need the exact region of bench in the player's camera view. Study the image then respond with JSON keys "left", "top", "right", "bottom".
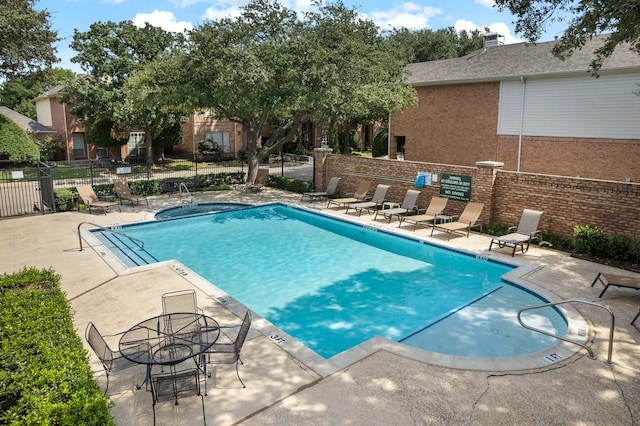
{"left": 591, "top": 272, "right": 640, "bottom": 298}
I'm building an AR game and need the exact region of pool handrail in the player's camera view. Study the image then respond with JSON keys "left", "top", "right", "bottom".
{"left": 517, "top": 299, "right": 615, "bottom": 366}
{"left": 77, "top": 221, "right": 144, "bottom": 252}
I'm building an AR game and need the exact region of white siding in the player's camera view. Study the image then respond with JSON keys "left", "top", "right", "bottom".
{"left": 35, "top": 99, "right": 52, "bottom": 127}
{"left": 498, "top": 74, "right": 640, "bottom": 139}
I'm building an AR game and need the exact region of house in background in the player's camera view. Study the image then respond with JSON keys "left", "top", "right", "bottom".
{"left": 33, "top": 85, "right": 94, "bottom": 161}
{"left": 391, "top": 34, "right": 640, "bottom": 182}
{"left": 0, "top": 106, "right": 57, "bottom": 144}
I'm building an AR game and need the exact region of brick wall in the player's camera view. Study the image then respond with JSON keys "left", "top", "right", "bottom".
{"left": 392, "top": 83, "right": 640, "bottom": 182}
{"left": 315, "top": 153, "right": 640, "bottom": 239}
{"left": 391, "top": 82, "right": 500, "bottom": 166}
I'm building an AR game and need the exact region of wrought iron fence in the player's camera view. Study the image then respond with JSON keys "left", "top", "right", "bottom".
{"left": 0, "top": 153, "right": 314, "bottom": 218}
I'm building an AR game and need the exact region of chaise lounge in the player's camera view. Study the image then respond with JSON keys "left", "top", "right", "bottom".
{"left": 399, "top": 196, "right": 448, "bottom": 231}
{"left": 76, "top": 185, "right": 120, "bottom": 214}
{"left": 591, "top": 272, "right": 640, "bottom": 298}
{"left": 301, "top": 176, "right": 341, "bottom": 201}
{"left": 327, "top": 181, "right": 370, "bottom": 209}
{"left": 430, "top": 202, "right": 484, "bottom": 240}
{"left": 345, "top": 184, "right": 389, "bottom": 216}
{"left": 488, "top": 209, "right": 543, "bottom": 256}
{"left": 373, "top": 189, "right": 420, "bottom": 223}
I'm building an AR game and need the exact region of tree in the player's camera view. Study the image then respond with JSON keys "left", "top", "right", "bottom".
{"left": 0, "top": 68, "right": 76, "bottom": 119}
{"left": 0, "top": 115, "right": 40, "bottom": 160}
{"left": 0, "top": 0, "right": 58, "bottom": 78}
{"left": 66, "top": 21, "right": 186, "bottom": 159}
{"left": 386, "top": 27, "right": 485, "bottom": 65}
{"left": 494, "top": 0, "right": 640, "bottom": 73}
{"left": 179, "top": 0, "right": 416, "bottom": 183}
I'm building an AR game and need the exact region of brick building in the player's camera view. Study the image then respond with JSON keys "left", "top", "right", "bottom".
{"left": 390, "top": 35, "right": 640, "bottom": 182}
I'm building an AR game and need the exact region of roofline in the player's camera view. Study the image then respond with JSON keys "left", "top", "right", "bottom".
{"left": 409, "top": 65, "right": 640, "bottom": 87}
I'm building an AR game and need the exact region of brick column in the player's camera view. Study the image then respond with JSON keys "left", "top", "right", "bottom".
{"left": 313, "top": 147, "right": 333, "bottom": 190}
{"left": 474, "top": 161, "right": 503, "bottom": 224}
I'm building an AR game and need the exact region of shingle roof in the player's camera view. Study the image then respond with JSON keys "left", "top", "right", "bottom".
{"left": 405, "top": 35, "right": 640, "bottom": 85}
{"left": 32, "top": 84, "right": 66, "bottom": 101}
{"left": 0, "top": 106, "right": 56, "bottom": 134}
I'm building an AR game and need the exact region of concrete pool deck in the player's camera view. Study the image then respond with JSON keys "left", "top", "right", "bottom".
{"left": 1, "top": 188, "right": 639, "bottom": 425}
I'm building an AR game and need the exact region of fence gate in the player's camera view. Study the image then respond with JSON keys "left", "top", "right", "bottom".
{"left": 37, "top": 161, "right": 56, "bottom": 213}
{"left": 0, "top": 160, "right": 50, "bottom": 218}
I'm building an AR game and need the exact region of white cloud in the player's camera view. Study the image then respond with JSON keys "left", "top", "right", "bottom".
{"left": 368, "top": 2, "right": 442, "bottom": 30}
{"left": 474, "top": 0, "right": 495, "bottom": 8}
{"left": 454, "top": 19, "right": 523, "bottom": 44}
{"left": 202, "top": 5, "right": 243, "bottom": 21}
{"left": 132, "top": 10, "right": 193, "bottom": 33}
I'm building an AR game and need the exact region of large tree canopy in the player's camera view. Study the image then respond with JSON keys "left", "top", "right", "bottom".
{"left": 178, "top": 0, "right": 416, "bottom": 182}
{"left": 66, "top": 21, "right": 187, "bottom": 157}
{"left": 495, "top": 0, "right": 640, "bottom": 72}
{"left": 0, "top": 68, "right": 75, "bottom": 120}
{"left": 0, "top": 0, "right": 58, "bottom": 78}
{"left": 386, "top": 27, "right": 485, "bottom": 65}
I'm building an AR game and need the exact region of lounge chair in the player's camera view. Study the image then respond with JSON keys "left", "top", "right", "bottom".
{"left": 327, "top": 181, "right": 370, "bottom": 209}
{"left": 114, "top": 178, "right": 148, "bottom": 206}
{"left": 430, "top": 202, "right": 484, "bottom": 240}
{"left": 488, "top": 209, "right": 543, "bottom": 256}
{"left": 301, "top": 176, "right": 341, "bottom": 201}
{"left": 345, "top": 184, "right": 389, "bottom": 216}
{"left": 245, "top": 168, "right": 269, "bottom": 192}
{"left": 373, "top": 189, "right": 420, "bottom": 223}
{"left": 76, "top": 185, "right": 120, "bottom": 214}
{"left": 399, "top": 196, "right": 449, "bottom": 230}
{"left": 591, "top": 272, "right": 640, "bottom": 298}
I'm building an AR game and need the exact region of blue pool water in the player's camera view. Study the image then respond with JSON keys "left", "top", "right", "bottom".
{"left": 92, "top": 203, "right": 567, "bottom": 359}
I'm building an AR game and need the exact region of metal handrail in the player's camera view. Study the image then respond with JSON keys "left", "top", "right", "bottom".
{"left": 77, "top": 221, "right": 144, "bottom": 252}
{"left": 517, "top": 299, "right": 615, "bottom": 366}
{"left": 179, "top": 182, "right": 193, "bottom": 203}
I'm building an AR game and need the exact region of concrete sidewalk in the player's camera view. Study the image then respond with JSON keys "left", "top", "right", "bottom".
{"left": 1, "top": 188, "right": 639, "bottom": 425}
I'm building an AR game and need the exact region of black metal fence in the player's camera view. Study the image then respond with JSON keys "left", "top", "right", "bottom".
{"left": 0, "top": 153, "right": 313, "bottom": 218}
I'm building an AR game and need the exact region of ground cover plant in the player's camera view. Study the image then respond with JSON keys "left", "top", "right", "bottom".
{"left": 0, "top": 267, "right": 113, "bottom": 425}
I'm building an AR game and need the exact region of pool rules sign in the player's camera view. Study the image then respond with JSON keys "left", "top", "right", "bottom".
{"left": 439, "top": 174, "right": 472, "bottom": 202}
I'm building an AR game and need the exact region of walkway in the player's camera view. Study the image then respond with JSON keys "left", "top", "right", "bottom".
{"left": 1, "top": 188, "right": 638, "bottom": 425}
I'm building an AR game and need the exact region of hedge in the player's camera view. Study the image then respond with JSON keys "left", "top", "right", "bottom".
{"left": 0, "top": 267, "right": 113, "bottom": 425}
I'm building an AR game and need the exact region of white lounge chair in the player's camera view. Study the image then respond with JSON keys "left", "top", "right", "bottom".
{"left": 488, "top": 209, "right": 543, "bottom": 256}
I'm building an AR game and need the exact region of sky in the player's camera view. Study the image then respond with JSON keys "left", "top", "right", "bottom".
{"left": 37, "top": 0, "right": 568, "bottom": 73}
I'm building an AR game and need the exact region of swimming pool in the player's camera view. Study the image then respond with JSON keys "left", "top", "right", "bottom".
{"left": 91, "top": 203, "right": 571, "bottom": 363}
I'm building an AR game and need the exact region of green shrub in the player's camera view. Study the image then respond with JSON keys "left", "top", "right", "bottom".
{"left": 269, "top": 175, "right": 312, "bottom": 193}
{"left": 605, "top": 234, "right": 631, "bottom": 261}
{"left": 481, "top": 222, "right": 509, "bottom": 236}
{"left": 573, "top": 224, "right": 608, "bottom": 256}
{"left": 0, "top": 115, "right": 40, "bottom": 160}
{"left": 539, "top": 232, "right": 574, "bottom": 252}
{"left": 371, "top": 129, "right": 388, "bottom": 158}
{"left": 54, "top": 188, "right": 75, "bottom": 211}
{"left": 0, "top": 267, "right": 113, "bottom": 425}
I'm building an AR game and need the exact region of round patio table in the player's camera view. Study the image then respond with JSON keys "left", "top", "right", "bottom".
{"left": 119, "top": 312, "right": 220, "bottom": 366}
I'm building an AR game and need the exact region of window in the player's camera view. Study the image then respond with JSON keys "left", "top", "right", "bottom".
{"left": 127, "top": 132, "right": 146, "bottom": 157}
{"left": 205, "top": 131, "right": 230, "bottom": 153}
{"left": 72, "top": 132, "right": 86, "bottom": 158}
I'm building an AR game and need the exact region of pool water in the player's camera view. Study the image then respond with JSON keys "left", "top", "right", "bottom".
{"left": 92, "top": 203, "right": 567, "bottom": 359}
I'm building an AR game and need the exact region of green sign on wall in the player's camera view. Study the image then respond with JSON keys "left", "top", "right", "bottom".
{"left": 439, "top": 174, "right": 472, "bottom": 202}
